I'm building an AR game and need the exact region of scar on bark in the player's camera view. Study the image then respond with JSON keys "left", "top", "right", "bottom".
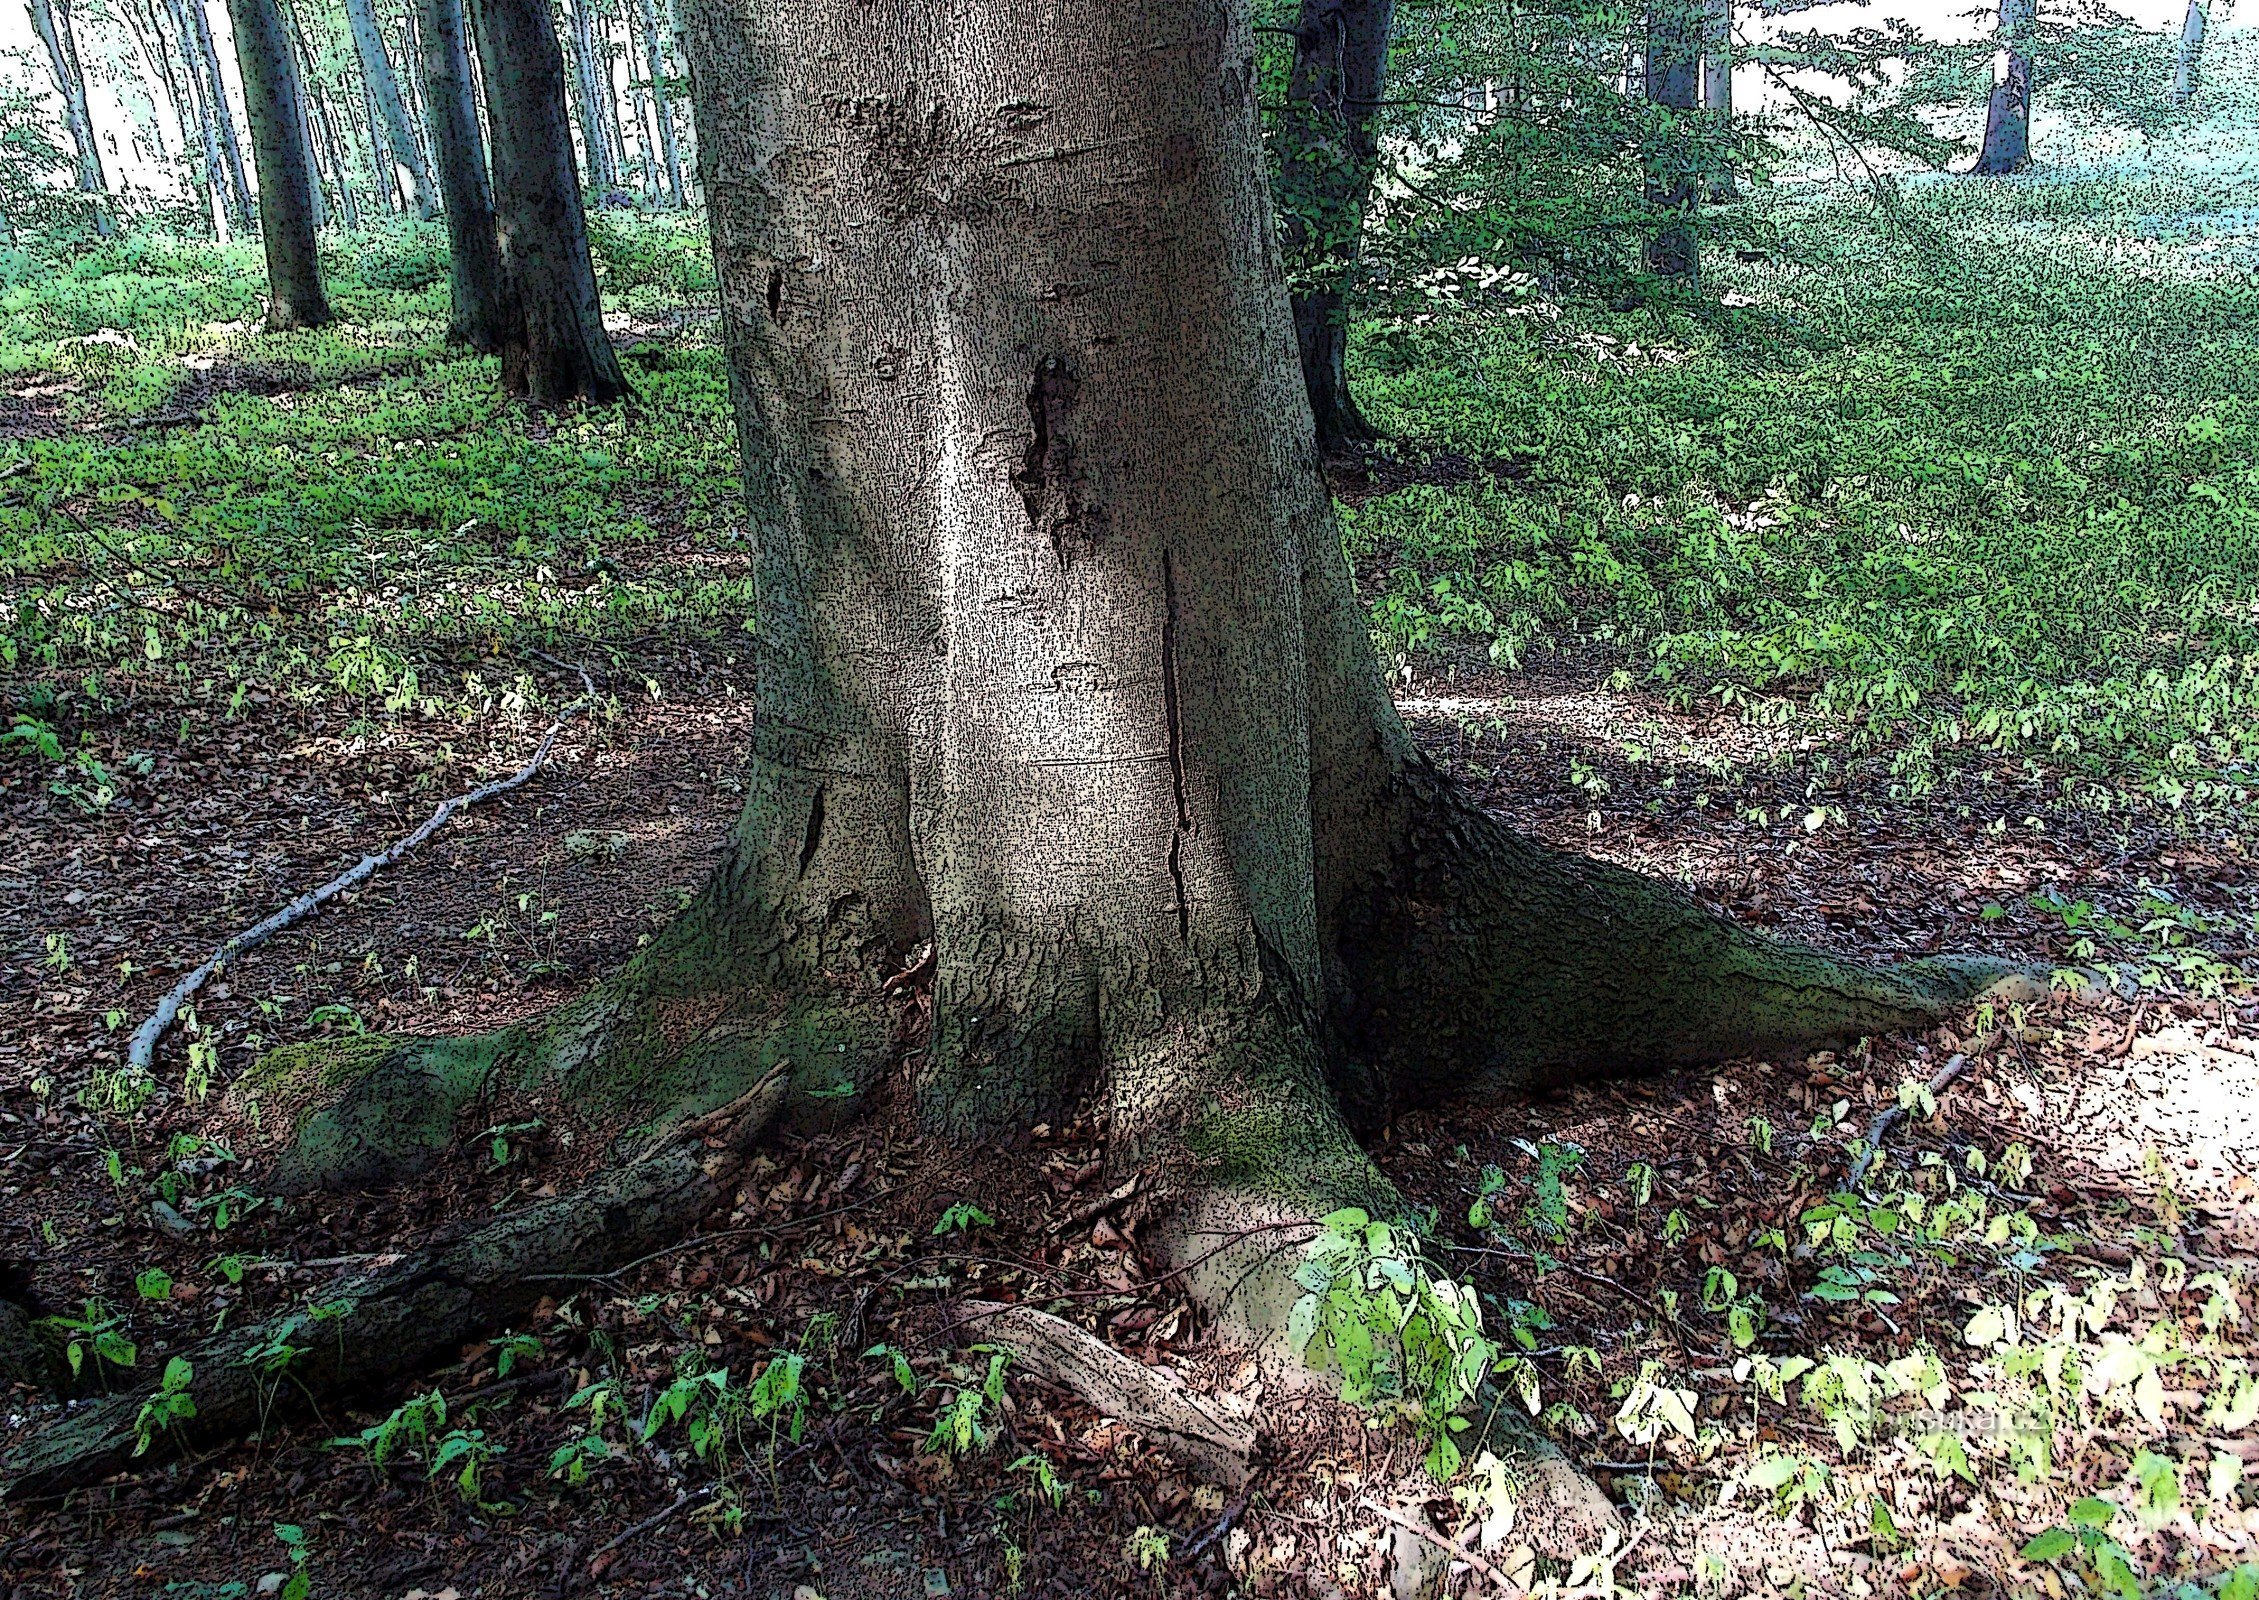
{"left": 1011, "top": 357, "right": 1097, "bottom": 566}
{"left": 764, "top": 265, "right": 783, "bottom": 323}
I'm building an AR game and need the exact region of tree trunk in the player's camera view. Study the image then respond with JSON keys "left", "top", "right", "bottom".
{"left": 1276, "top": 0, "right": 1393, "bottom": 458}
{"left": 23, "top": 0, "right": 2034, "bottom": 1558}
{"left": 157, "top": 0, "right": 232, "bottom": 237}
{"left": 343, "top": 0, "right": 437, "bottom": 216}
{"left": 561, "top": 0, "right": 619, "bottom": 200}
{"left": 416, "top": 0, "right": 510, "bottom": 348}
{"left": 280, "top": 7, "right": 335, "bottom": 231}
{"left": 226, "top": 0, "right": 333, "bottom": 327}
{"left": 1974, "top": 0, "right": 2035, "bottom": 175}
{"left": 1643, "top": 0, "right": 1699, "bottom": 281}
{"left": 469, "top": 0, "right": 626, "bottom": 402}
{"left": 1698, "top": 0, "right": 1734, "bottom": 202}
{"left": 2172, "top": 0, "right": 2206, "bottom": 108}
{"left": 26, "top": 0, "right": 113, "bottom": 236}
{"left": 628, "top": 0, "right": 680, "bottom": 204}
{"left": 180, "top": 0, "right": 255, "bottom": 228}
{"left": 123, "top": 0, "right": 194, "bottom": 195}
{"left": 310, "top": 79, "right": 363, "bottom": 231}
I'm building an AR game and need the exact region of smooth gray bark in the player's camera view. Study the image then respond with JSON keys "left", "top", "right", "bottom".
{"left": 1278, "top": 0, "right": 1394, "bottom": 455}
{"left": 1644, "top": 0, "right": 1699, "bottom": 280}
{"left": 309, "top": 77, "right": 363, "bottom": 231}
{"left": 343, "top": 0, "right": 436, "bottom": 216}
{"left": 469, "top": 0, "right": 625, "bottom": 401}
{"left": 156, "top": 0, "right": 233, "bottom": 236}
{"left": 1974, "top": 0, "right": 2034, "bottom": 175}
{"left": 2172, "top": 0, "right": 2206, "bottom": 107}
{"left": 225, "top": 0, "right": 332, "bottom": 328}
{"left": 26, "top": 0, "right": 112, "bottom": 234}
{"left": 416, "top": 0, "right": 510, "bottom": 348}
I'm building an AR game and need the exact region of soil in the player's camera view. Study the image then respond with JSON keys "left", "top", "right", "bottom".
{"left": 1, "top": 551, "right": 2252, "bottom": 1598}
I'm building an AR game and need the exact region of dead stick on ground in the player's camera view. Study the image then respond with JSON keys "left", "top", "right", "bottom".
{"left": 126, "top": 717, "right": 573, "bottom": 1077}
{"left": 1847, "top": 1052, "right": 1968, "bottom": 1190}
{"left": 1362, "top": 1500, "right": 1526, "bottom": 1598}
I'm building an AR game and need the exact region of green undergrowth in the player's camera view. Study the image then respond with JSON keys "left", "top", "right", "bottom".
{"left": 1347, "top": 152, "right": 2259, "bottom": 811}
{"left": 0, "top": 217, "right": 741, "bottom": 749}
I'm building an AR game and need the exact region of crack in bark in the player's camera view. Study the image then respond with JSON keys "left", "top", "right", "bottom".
{"left": 765, "top": 264, "right": 784, "bottom": 323}
{"left": 796, "top": 783, "right": 825, "bottom": 879}
{"left": 1160, "top": 548, "right": 1190, "bottom": 942}
{"left": 1010, "top": 357, "right": 1093, "bottom": 568}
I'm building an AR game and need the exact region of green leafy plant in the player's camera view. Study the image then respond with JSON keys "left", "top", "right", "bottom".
{"left": 132, "top": 1357, "right": 196, "bottom": 1455}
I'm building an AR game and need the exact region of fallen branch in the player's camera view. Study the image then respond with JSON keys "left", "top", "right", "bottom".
{"left": 0, "top": 1071, "right": 787, "bottom": 1498}
{"left": 957, "top": 1300, "right": 1258, "bottom": 1488}
{"left": 1847, "top": 1052, "right": 1968, "bottom": 1190}
{"left": 126, "top": 718, "right": 572, "bottom": 1077}
{"left": 1363, "top": 1500, "right": 1527, "bottom": 1598}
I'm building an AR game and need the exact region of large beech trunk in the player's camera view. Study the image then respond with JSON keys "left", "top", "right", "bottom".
{"left": 469, "top": 0, "right": 626, "bottom": 403}
{"left": 415, "top": 0, "right": 511, "bottom": 349}
{"left": 1278, "top": 0, "right": 1394, "bottom": 456}
{"left": 343, "top": 0, "right": 437, "bottom": 218}
{"left": 1974, "top": 0, "right": 2035, "bottom": 175}
{"left": 227, "top": 0, "right": 333, "bottom": 330}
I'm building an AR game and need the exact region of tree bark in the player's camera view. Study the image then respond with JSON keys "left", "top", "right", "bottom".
{"left": 469, "top": 0, "right": 626, "bottom": 402}
{"left": 26, "top": 0, "right": 113, "bottom": 236}
{"left": 1973, "top": 0, "right": 2034, "bottom": 175}
{"left": 227, "top": 0, "right": 333, "bottom": 327}
{"left": 156, "top": 0, "right": 232, "bottom": 237}
{"left": 2172, "top": 0, "right": 2206, "bottom": 108}
{"left": 343, "top": 0, "right": 437, "bottom": 216}
{"left": 309, "top": 78, "right": 363, "bottom": 231}
{"left": 416, "top": 0, "right": 511, "bottom": 348}
{"left": 178, "top": 0, "right": 254, "bottom": 228}
{"left": 627, "top": 0, "right": 680, "bottom": 204}
{"left": 1644, "top": 0, "right": 1699, "bottom": 281}
{"left": 1277, "top": 0, "right": 1393, "bottom": 457}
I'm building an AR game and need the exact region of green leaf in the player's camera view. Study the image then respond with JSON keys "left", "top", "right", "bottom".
{"left": 2019, "top": 1527, "right": 2076, "bottom": 1561}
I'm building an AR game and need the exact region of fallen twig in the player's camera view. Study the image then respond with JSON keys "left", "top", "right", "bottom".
{"left": 126, "top": 718, "right": 571, "bottom": 1076}
{"left": 1847, "top": 1052, "right": 1968, "bottom": 1189}
{"left": 1363, "top": 1499, "right": 1526, "bottom": 1598}
{"left": 591, "top": 1487, "right": 704, "bottom": 1560}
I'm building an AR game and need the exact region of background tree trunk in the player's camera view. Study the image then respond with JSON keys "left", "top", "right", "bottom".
{"left": 179, "top": 0, "right": 255, "bottom": 228}
{"left": 226, "top": 0, "right": 333, "bottom": 327}
{"left": 417, "top": 0, "right": 511, "bottom": 348}
{"left": 309, "top": 77, "right": 363, "bottom": 230}
{"left": 561, "top": 0, "right": 619, "bottom": 201}
{"left": 1973, "top": 0, "right": 2034, "bottom": 175}
{"left": 1277, "top": 0, "right": 1394, "bottom": 457}
{"left": 343, "top": 0, "right": 437, "bottom": 216}
{"left": 158, "top": 0, "right": 233, "bottom": 236}
{"left": 1643, "top": 0, "right": 1699, "bottom": 281}
{"left": 629, "top": 0, "right": 680, "bottom": 204}
{"left": 26, "top": 0, "right": 114, "bottom": 236}
{"left": 2172, "top": 0, "right": 2206, "bottom": 107}
{"left": 469, "top": 0, "right": 626, "bottom": 402}
{"left": 1699, "top": 0, "right": 1734, "bottom": 201}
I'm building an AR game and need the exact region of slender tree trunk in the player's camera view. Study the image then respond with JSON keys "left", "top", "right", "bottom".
{"left": 123, "top": 0, "right": 193, "bottom": 191}
{"left": 1974, "top": 0, "right": 2035, "bottom": 174}
{"left": 1698, "top": 0, "right": 1734, "bottom": 201}
{"left": 2172, "top": 0, "right": 2206, "bottom": 107}
{"left": 26, "top": 0, "right": 113, "bottom": 236}
{"left": 1643, "top": 0, "right": 1699, "bottom": 281}
{"left": 416, "top": 0, "right": 510, "bottom": 347}
{"left": 629, "top": 0, "right": 680, "bottom": 204}
{"left": 1276, "top": 0, "right": 1393, "bottom": 457}
{"left": 561, "top": 0, "right": 618, "bottom": 200}
{"left": 180, "top": 0, "right": 254, "bottom": 228}
{"left": 277, "top": 8, "right": 333, "bottom": 231}
{"left": 342, "top": 0, "right": 436, "bottom": 216}
{"left": 226, "top": 0, "right": 333, "bottom": 326}
{"left": 469, "top": 0, "right": 625, "bottom": 401}
{"left": 159, "top": 0, "right": 232, "bottom": 237}
{"left": 311, "top": 80, "right": 363, "bottom": 230}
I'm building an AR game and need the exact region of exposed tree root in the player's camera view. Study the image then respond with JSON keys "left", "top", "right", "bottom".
{"left": 0, "top": 1075, "right": 787, "bottom": 1499}
{"left": 959, "top": 1300, "right": 1259, "bottom": 1488}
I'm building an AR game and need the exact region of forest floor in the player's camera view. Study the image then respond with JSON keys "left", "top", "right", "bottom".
{"left": 3, "top": 139, "right": 2259, "bottom": 1600}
